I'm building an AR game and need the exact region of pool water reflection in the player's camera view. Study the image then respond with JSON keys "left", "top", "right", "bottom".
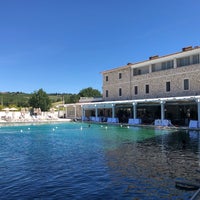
{"left": 0, "top": 123, "right": 199, "bottom": 199}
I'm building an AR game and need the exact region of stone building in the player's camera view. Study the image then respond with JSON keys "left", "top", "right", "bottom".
{"left": 64, "top": 46, "right": 200, "bottom": 127}
{"left": 102, "top": 46, "right": 200, "bottom": 101}
{"left": 81, "top": 46, "right": 200, "bottom": 127}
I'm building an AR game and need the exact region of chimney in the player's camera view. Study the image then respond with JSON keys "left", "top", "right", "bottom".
{"left": 149, "top": 55, "right": 159, "bottom": 60}
{"left": 182, "top": 46, "right": 192, "bottom": 52}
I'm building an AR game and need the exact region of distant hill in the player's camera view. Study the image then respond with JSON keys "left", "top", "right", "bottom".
{"left": 0, "top": 92, "right": 78, "bottom": 108}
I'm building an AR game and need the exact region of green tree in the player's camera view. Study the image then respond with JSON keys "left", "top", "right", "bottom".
{"left": 78, "top": 87, "right": 101, "bottom": 97}
{"left": 69, "top": 94, "right": 80, "bottom": 103}
{"left": 29, "top": 89, "right": 51, "bottom": 111}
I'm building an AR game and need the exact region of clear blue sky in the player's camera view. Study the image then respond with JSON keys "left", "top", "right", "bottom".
{"left": 0, "top": 0, "right": 199, "bottom": 94}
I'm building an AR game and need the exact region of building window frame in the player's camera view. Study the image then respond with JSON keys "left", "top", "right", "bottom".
{"left": 177, "top": 56, "right": 190, "bottom": 67}
{"left": 105, "top": 76, "right": 108, "bottom": 82}
{"left": 106, "top": 90, "right": 109, "bottom": 97}
{"left": 161, "top": 60, "right": 174, "bottom": 70}
{"left": 166, "top": 81, "right": 171, "bottom": 92}
{"left": 119, "top": 73, "right": 122, "bottom": 79}
{"left": 134, "top": 86, "right": 138, "bottom": 95}
{"left": 183, "top": 79, "right": 189, "bottom": 90}
{"left": 192, "top": 54, "right": 199, "bottom": 65}
{"left": 119, "top": 88, "right": 122, "bottom": 96}
{"left": 145, "top": 84, "right": 149, "bottom": 94}
{"left": 133, "top": 68, "right": 141, "bottom": 76}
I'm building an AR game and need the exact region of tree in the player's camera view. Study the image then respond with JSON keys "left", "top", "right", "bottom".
{"left": 69, "top": 94, "right": 80, "bottom": 103}
{"left": 29, "top": 89, "right": 51, "bottom": 111}
{"left": 78, "top": 87, "right": 101, "bottom": 97}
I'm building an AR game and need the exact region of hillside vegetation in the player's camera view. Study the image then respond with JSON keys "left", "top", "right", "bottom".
{"left": 0, "top": 87, "right": 102, "bottom": 110}
{"left": 0, "top": 92, "right": 76, "bottom": 109}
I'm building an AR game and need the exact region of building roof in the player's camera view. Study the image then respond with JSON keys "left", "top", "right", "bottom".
{"left": 101, "top": 45, "right": 200, "bottom": 74}
{"left": 101, "top": 64, "right": 130, "bottom": 74}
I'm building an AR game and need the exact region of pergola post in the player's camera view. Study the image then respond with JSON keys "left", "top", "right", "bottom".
{"left": 95, "top": 105, "right": 98, "bottom": 121}
{"left": 133, "top": 102, "right": 137, "bottom": 119}
{"left": 81, "top": 106, "right": 85, "bottom": 121}
{"left": 160, "top": 100, "right": 165, "bottom": 121}
{"left": 112, "top": 104, "right": 115, "bottom": 118}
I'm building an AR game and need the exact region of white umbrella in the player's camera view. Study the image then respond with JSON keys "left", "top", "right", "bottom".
{"left": 9, "top": 107, "right": 18, "bottom": 111}
{"left": 2, "top": 107, "right": 10, "bottom": 111}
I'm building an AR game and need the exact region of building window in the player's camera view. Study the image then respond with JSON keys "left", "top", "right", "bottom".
{"left": 145, "top": 85, "right": 149, "bottom": 94}
{"left": 161, "top": 60, "right": 174, "bottom": 70}
{"left": 119, "top": 73, "right": 122, "bottom": 79}
{"left": 177, "top": 56, "right": 190, "bottom": 67}
{"left": 166, "top": 81, "right": 170, "bottom": 92}
{"left": 133, "top": 68, "right": 141, "bottom": 76}
{"left": 134, "top": 86, "right": 138, "bottom": 95}
{"left": 106, "top": 76, "right": 108, "bottom": 81}
{"left": 192, "top": 54, "right": 199, "bottom": 64}
{"left": 184, "top": 79, "right": 189, "bottom": 90}
{"left": 119, "top": 88, "right": 122, "bottom": 96}
{"left": 106, "top": 90, "right": 108, "bottom": 97}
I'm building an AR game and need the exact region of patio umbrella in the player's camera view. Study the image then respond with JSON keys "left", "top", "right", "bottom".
{"left": 9, "top": 107, "right": 18, "bottom": 111}
{"left": 2, "top": 107, "right": 10, "bottom": 112}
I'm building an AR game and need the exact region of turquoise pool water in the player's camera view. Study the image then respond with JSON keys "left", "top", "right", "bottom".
{"left": 0, "top": 122, "right": 199, "bottom": 199}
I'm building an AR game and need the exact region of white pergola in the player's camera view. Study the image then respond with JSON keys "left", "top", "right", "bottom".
{"left": 81, "top": 95, "right": 200, "bottom": 123}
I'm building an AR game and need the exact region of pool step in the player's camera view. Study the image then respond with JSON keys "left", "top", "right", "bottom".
{"left": 175, "top": 181, "right": 200, "bottom": 191}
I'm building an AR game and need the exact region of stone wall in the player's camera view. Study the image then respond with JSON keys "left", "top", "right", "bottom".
{"left": 131, "top": 64, "right": 200, "bottom": 99}
{"left": 103, "top": 64, "right": 200, "bottom": 100}
{"left": 102, "top": 67, "right": 131, "bottom": 100}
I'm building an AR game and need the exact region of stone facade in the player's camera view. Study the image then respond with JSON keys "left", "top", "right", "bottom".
{"left": 131, "top": 64, "right": 200, "bottom": 99}
{"left": 102, "top": 46, "right": 200, "bottom": 101}
{"left": 102, "top": 66, "right": 131, "bottom": 101}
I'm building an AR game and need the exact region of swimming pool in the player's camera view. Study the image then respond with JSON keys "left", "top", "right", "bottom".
{"left": 0, "top": 122, "right": 199, "bottom": 199}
